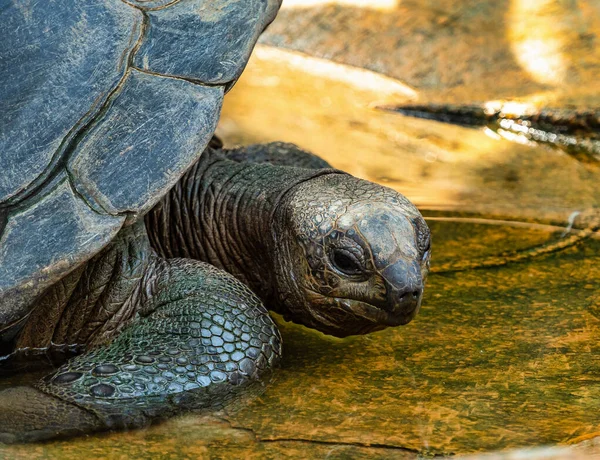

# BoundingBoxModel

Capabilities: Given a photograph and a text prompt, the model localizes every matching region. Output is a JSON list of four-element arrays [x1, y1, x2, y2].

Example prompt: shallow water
[[3, 40, 600, 460]]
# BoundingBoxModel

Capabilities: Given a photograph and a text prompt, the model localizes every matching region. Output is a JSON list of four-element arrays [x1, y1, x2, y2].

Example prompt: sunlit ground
[[281, 0, 399, 11], [508, 0, 569, 86], [263, 0, 600, 106]]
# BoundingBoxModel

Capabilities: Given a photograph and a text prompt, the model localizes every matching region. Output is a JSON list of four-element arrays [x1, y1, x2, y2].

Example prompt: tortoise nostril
[[397, 290, 421, 303]]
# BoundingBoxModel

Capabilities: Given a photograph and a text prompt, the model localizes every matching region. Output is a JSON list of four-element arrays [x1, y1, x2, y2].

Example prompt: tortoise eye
[[421, 237, 431, 261], [331, 249, 363, 275]]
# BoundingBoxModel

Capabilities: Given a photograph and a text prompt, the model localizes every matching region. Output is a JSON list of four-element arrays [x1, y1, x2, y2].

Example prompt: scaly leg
[[0, 226, 281, 442]]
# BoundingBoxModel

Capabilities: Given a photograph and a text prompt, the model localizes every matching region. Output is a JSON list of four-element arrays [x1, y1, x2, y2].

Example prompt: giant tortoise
[[0, 0, 431, 442]]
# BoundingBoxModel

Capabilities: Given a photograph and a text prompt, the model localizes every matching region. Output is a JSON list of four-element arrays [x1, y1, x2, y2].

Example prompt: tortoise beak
[[378, 260, 424, 325]]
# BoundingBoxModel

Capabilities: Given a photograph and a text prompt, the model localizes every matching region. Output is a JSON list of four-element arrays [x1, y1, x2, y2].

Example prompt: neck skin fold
[[145, 149, 334, 304]]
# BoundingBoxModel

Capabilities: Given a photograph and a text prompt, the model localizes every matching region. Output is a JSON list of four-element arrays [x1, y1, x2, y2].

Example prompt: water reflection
[[377, 102, 600, 165]]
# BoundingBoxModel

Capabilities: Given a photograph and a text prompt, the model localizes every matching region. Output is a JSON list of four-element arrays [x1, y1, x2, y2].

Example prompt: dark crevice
[[378, 103, 600, 165], [120, 0, 182, 12], [130, 66, 231, 89], [0, 208, 7, 239], [64, 171, 111, 217], [1, 84, 120, 211], [220, 418, 437, 455], [259, 437, 424, 452]]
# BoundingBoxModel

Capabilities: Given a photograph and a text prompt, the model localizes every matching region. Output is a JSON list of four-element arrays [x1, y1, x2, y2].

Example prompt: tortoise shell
[[0, 0, 280, 331]]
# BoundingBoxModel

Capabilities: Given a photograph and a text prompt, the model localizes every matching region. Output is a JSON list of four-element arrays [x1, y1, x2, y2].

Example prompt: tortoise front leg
[[0, 257, 281, 443]]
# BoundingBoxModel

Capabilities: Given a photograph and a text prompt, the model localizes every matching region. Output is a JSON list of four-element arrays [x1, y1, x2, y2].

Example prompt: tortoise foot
[[0, 386, 102, 444], [6, 257, 281, 442]]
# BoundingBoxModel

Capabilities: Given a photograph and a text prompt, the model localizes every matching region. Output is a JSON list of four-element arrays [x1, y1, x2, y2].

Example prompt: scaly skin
[[0, 141, 429, 442]]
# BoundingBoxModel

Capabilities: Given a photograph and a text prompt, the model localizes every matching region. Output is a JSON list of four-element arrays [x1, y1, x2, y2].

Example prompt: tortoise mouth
[[333, 297, 419, 329], [287, 288, 419, 337]]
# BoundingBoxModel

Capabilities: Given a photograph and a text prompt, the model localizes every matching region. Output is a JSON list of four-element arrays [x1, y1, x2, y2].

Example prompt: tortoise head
[[272, 174, 431, 337]]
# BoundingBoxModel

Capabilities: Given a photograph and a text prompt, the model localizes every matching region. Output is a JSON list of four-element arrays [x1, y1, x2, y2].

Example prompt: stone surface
[[0, 1, 141, 204], [68, 69, 223, 217], [261, 0, 600, 106], [134, 0, 280, 84]]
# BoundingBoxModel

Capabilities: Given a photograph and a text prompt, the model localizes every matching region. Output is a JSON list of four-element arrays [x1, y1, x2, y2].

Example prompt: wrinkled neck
[[146, 149, 333, 302]]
